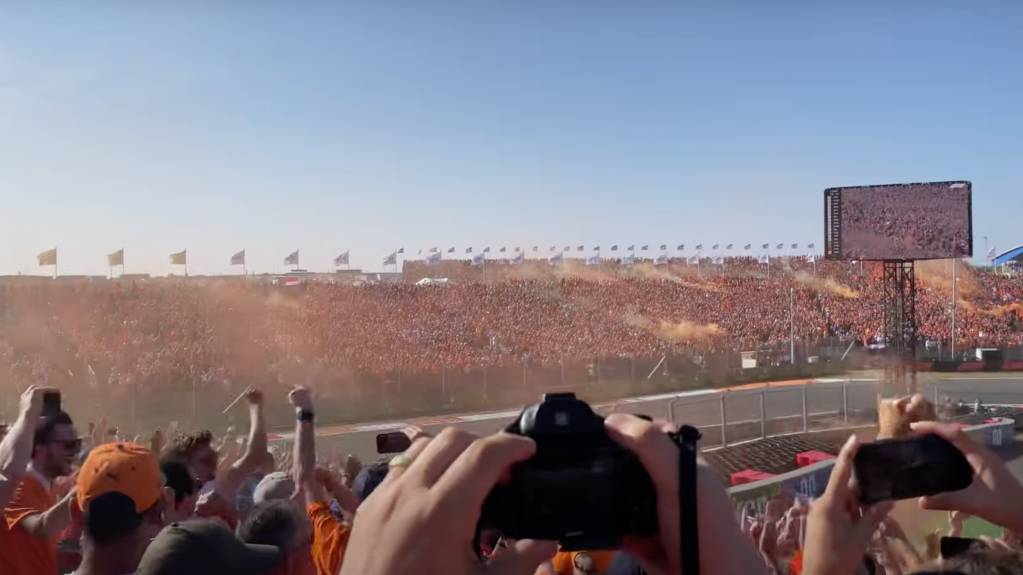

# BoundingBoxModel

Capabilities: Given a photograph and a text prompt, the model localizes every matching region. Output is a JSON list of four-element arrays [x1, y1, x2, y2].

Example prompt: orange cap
[[77, 442, 163, 513]]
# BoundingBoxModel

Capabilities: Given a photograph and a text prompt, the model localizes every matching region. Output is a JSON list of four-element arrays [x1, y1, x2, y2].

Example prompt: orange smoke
[[793, 272, 859, 299], [625, 314, 725, 342], [915, 259, 982, 298]]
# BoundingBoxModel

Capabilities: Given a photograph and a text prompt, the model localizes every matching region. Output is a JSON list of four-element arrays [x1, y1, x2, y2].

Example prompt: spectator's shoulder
[[5, 475, 52, 526]]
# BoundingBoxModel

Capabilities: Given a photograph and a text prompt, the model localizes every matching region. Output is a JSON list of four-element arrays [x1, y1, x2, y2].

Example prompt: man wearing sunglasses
[[1, 408, 80, 575]]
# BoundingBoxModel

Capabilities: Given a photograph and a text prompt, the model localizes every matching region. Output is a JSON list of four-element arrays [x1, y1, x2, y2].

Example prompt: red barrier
[[958, 362, 985, 372], [730, 469, 776, 486], [795, 450, 835, 468]]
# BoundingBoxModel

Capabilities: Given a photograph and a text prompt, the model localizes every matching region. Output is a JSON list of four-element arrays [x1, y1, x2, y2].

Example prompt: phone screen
[[42, 391, 61, 415], [940, 536, 982, 559], [853, 434, 973, 504], [376, 432, 412, 454]]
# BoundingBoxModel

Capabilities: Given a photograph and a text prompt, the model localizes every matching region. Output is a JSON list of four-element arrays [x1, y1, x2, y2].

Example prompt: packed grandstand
[[1, 257, 1019, 388]]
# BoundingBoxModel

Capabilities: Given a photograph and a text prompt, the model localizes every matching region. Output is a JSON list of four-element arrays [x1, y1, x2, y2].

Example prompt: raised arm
[[288, 386, 326, 505], [214, 389, 269, 501], [0, 386, 48, 508]]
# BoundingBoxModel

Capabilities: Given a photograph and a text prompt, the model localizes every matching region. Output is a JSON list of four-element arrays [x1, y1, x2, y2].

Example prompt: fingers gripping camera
[[480, 393, 668, 550]]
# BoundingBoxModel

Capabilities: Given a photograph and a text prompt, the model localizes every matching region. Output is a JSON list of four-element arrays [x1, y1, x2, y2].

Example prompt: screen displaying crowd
[[4, 382, 1023, 575], [834, 182, 973, 260]]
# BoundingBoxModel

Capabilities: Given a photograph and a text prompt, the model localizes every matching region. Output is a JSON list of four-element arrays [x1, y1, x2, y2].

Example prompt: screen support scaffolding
[[881, 260, 917, 397]]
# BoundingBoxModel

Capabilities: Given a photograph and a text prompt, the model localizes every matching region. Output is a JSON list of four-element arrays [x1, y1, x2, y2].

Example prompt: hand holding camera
[[354, 393, 763, 575]]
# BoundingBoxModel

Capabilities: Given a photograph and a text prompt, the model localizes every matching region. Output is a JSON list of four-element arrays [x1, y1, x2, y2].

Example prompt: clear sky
[[1, 1, 1019, 276]]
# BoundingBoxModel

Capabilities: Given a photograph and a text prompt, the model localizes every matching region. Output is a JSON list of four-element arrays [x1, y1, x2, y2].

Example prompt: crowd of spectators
[[0, 260, 1020, 399], [4, 382, 1023, 574]]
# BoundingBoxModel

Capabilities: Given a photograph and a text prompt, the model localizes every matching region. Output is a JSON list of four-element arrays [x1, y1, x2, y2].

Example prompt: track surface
[[302, 375, 1023, 463]]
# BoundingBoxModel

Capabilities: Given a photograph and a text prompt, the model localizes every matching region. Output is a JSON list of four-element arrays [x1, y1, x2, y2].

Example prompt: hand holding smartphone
[[42, 390, 62, 415], [853, 433, 973, 505], [376, 431, 412, 454]]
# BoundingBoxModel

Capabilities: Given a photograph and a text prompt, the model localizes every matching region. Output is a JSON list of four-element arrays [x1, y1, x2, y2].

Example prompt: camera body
[[480, 393, 658, 550]]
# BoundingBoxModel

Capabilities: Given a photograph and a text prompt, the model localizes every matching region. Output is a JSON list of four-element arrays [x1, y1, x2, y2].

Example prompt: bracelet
[[296, 408, 314, 422]]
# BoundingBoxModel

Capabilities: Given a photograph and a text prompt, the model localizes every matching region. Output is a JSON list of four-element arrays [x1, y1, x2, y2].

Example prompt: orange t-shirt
[[551, 550, 617, 574], [2, 475, 57, 575], [307, 502, 351, 575]]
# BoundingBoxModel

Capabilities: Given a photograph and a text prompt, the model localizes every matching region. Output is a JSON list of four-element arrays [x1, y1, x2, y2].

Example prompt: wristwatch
[[296, 408, 314, 422]]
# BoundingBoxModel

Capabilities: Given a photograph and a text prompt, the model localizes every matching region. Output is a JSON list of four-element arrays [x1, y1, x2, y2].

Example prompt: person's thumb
[[485, 539, 558, 575]]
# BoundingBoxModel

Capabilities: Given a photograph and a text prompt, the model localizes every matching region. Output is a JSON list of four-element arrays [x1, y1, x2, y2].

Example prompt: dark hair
[[160, 458, 196, 504], [167, 430, 214, 461], [83, 492, 145, 546], [353, 460, 389, 501], [238, 500, 306, 553], [33, 411, 73, 451]]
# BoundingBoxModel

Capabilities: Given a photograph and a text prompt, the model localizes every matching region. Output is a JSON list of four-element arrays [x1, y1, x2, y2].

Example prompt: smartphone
[[376, 431, 411, 454], [940, 536, 983, 559], [853, 434, 973, 504], [42, 391, 62, 415]]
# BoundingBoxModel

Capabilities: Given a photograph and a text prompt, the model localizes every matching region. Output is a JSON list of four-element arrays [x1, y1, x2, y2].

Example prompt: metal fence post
[[759, 389, 766, 439], [932, 384, 939, 407], [720, 392, 728, 447], [842, 380, 849, 425], [801, 383, 808, 433]]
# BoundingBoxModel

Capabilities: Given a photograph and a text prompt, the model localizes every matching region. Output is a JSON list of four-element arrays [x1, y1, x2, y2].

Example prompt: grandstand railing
[[665, 379, 879, 449]]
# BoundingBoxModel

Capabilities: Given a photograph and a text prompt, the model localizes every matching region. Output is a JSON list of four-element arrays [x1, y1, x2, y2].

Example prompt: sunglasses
[[53, 438, 83, 452]]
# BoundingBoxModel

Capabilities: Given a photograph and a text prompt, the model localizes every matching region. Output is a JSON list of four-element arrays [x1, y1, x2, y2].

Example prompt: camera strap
[[677, 425, 701, 575]]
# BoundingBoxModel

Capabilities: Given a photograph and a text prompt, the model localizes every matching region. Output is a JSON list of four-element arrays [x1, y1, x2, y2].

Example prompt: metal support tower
[[881, 260, 918, 397]]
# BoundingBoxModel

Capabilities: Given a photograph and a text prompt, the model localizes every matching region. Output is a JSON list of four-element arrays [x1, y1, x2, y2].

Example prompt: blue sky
[[1, 1, 1019, 276]]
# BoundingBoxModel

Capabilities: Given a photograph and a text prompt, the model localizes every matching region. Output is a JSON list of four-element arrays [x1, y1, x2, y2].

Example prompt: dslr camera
[[480, 393, 661, 550]]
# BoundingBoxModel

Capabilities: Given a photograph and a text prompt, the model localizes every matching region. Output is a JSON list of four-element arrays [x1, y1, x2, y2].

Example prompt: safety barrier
[[726, 417, 1015, 515], [668, 379, 878, 449]]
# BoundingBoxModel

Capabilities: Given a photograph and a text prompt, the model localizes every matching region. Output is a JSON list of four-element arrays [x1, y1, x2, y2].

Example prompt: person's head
[[137, 520, 281, 575], [352, 459, 389, 501], [238, 501, 315, 575], [160, 457, 199, 520], [252, 471, 296, 505], [32, 410, 79, 479], [168, 431, 217, 483], [73, 442, 169, 566]]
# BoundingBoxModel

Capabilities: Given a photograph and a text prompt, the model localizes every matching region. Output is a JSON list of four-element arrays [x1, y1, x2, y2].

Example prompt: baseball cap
[[76, 442, 162, 513], [353, 459, 390, 501], [136, 519, 281, 575], [252, 471, 295, 505]]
